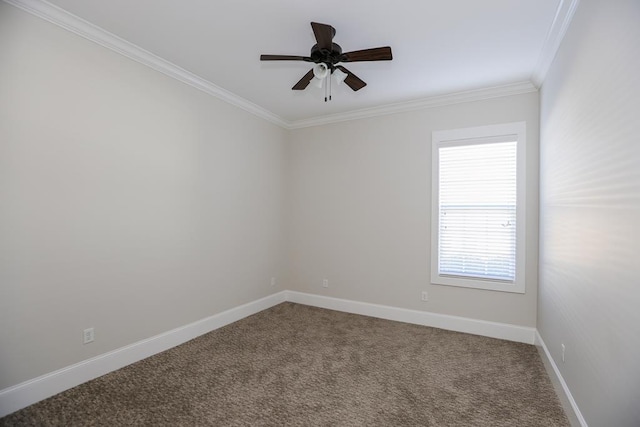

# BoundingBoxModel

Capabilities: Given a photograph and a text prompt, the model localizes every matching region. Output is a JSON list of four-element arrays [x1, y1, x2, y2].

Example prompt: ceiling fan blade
[[336, 66, 367, 91], [311, 22, 336, 51], [261, 54, 311, 61], [292, 69, 315, 90], [341, 46, 393, 62]]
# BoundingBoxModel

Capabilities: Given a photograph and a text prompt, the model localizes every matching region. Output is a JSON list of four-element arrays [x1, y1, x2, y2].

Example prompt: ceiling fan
[[260, 22, 392, 96]]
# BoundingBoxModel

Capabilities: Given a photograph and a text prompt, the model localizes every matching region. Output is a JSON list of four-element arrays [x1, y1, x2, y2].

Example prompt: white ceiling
[[31, 0, 562, 124]]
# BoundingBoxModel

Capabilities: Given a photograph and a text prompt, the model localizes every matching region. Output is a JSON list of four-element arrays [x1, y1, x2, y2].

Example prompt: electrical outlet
[[322, 279, 329, 288], [83, 328, 94, 344], [421, 291, 429, 302], [561, 343, 566, 362], [270, 277, 276, 287]]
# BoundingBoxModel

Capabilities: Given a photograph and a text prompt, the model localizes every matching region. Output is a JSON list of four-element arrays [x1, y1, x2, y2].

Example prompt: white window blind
[[438, 141, 517, 282], [431, 121, 526, 294]]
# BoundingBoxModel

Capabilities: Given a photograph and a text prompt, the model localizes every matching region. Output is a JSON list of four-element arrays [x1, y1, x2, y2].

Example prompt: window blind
[[437, 141, 517, 282]]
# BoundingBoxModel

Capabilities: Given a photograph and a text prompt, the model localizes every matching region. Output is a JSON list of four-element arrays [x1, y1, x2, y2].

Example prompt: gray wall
[[0, 3, 288, 389], [8, 3, 639, 425], [0, 3, 541, 391], [287, 93, 540, 327], [538, 0, 640, 425]]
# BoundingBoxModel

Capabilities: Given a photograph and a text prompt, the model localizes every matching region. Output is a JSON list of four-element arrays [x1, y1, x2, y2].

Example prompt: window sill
[[431, 274, 525, 294]]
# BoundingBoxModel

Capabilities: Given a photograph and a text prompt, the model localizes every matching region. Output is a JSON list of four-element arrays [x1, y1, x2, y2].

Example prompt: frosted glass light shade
[[312, 63, 328, 88], [332, 68, 348, 85], [312, 76, 324, 88], [313, 63, 329, 79]]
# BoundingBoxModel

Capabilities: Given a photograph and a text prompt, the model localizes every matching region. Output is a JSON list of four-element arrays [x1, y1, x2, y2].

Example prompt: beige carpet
[[1, 302, 569, 426]]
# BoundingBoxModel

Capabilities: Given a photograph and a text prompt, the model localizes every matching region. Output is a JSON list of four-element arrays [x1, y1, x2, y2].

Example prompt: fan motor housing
[[310, 43, 343, 65]]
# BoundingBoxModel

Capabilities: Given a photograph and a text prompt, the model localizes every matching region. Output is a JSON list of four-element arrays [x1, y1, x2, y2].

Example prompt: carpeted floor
[[1, 302, 569, 426]]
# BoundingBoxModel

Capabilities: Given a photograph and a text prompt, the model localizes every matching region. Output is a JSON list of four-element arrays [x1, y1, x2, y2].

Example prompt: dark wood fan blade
[[292, 69, 315, 90], [261, 55, 311, 61], [311, 22, 335, 50], [336, 66, 366, 91], [341, 46, 393, 62]]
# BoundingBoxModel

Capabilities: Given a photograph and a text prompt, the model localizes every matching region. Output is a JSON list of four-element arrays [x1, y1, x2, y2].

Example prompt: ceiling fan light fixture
[[313, 63, 329, 80], [332, 68, 348, 85], [311, 75, 324, 88]]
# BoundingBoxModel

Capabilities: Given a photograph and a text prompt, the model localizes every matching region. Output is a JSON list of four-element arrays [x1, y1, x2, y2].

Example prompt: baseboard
[[0, 291, 287, 418], [535, 332, 588, 427], [285, 291, 536, 344], [0, 290, 540, 418]]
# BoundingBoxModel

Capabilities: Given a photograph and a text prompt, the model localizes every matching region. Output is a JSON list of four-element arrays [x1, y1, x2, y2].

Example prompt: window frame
[[431, 122, 526, 294]]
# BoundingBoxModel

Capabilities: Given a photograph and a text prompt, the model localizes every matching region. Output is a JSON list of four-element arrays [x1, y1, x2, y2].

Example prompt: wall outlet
[[322, 279, 329, 288], [270, 277, 276, 287], [561, 343, 566, 362], [421, 291, 429, 301], [83, 328, 95, 344]]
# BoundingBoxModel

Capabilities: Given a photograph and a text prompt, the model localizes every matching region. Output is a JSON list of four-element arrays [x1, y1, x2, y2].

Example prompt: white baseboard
[[0, 291, 287, 418], [535, 331, 588, 427], [285, 291, 536, 344], [0, 290, 540, 418]]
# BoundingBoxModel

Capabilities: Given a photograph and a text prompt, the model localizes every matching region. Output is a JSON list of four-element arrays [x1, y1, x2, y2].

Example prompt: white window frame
[[431, 122, 526, 293]]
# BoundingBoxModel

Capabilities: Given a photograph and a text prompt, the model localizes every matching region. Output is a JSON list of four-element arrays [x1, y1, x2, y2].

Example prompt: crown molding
[[3, 0, 289, 128], [287, 81, 538, 129], [531, 0, 580, 87], [5, 0, 544, 131]]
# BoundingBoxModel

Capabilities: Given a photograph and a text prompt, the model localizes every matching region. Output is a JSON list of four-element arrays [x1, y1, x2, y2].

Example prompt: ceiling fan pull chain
[[324, 72, 328, 102]]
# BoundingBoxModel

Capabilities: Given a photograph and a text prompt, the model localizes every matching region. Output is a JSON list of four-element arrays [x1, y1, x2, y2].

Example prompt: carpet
[[0, 302, 569, 426]]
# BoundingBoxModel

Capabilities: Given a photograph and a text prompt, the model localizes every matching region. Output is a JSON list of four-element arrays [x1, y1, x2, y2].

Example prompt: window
[[431, 122, 526, 293]]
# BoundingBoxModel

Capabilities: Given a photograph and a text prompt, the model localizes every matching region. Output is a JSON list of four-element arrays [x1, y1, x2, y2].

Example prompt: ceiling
[[28, 0, 564, 125]]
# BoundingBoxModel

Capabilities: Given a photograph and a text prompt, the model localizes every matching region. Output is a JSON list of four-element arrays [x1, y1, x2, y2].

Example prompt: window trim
[[431, 122, 526, 294]]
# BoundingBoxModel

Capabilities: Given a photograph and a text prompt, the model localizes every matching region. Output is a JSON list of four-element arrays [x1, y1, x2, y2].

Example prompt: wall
[[0, 3, 287, 390], [538, 0, 640, 425], [287, 92, 539, 327]]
